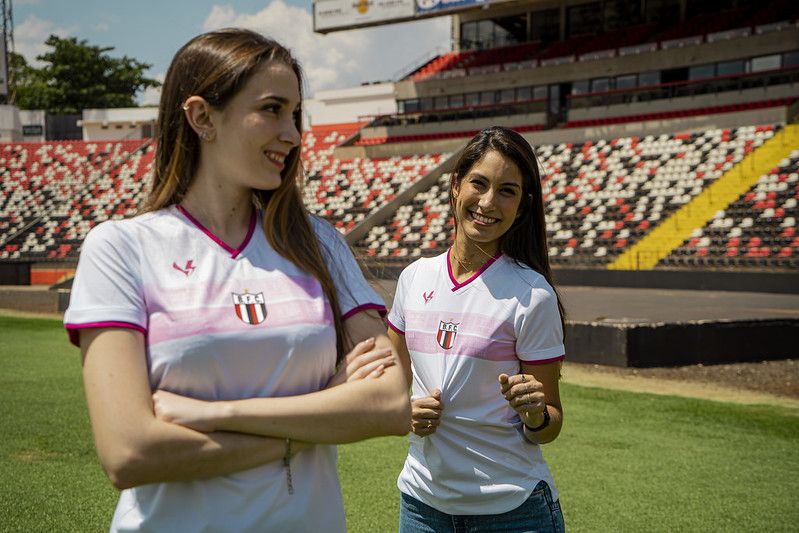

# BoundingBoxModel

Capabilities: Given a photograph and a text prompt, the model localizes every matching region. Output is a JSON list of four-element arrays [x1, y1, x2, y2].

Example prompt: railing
[[567, 67, 799, 109]]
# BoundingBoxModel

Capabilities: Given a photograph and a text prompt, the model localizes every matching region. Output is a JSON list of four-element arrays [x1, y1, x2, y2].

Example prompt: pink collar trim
[[175, 204, 256, 259], [446, 248, 501, 291]]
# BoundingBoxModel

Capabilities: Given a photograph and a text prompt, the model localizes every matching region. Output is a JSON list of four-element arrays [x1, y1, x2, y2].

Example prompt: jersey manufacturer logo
[[232, 292, 267, 325], [173, 259, 196, 277], [437, 320, 458, 350], [423, 290, 434, 304]]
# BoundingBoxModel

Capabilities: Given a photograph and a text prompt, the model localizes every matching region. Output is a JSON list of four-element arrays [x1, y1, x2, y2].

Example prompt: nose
[[477, 188, 496, 209], [280, 115, 301, 148]]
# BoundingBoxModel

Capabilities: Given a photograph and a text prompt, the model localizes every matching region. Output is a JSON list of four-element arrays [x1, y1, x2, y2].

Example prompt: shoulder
[[500, 257, 558, 303], [398, 252, 444, 284], [81, 210, 169, 255]]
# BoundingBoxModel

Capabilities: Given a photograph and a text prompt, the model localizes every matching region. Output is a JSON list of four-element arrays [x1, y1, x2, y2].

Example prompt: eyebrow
[[469, 172, 522, 189], [256, 95, 300, 109]]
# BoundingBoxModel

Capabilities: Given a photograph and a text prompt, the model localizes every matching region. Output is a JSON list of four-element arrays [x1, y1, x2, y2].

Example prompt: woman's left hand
[[498, 373, 547, 428], [152, 390, 220, 433]]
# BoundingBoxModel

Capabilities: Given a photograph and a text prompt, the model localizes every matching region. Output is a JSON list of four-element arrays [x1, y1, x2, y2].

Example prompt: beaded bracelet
[[283, 438, 294, 495]]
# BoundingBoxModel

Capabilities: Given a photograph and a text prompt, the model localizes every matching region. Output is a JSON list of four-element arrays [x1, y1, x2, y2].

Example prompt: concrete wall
[[305, 82, 397, 126], [81, 107, 157, 141], [359, 111, 546, 139], [0, 105, 22, 142]]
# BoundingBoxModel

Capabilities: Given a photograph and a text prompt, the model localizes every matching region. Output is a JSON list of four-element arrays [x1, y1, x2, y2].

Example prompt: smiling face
[[452, 149, 525, 254], [204, 60, 301, 193]]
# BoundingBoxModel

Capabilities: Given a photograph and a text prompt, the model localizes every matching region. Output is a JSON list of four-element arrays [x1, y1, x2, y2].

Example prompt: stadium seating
[[354, 125, 781, 267], [302, 124, 447, 232], [405, 2, 798, 81], [661, 146, 798, 269], [0, 139, 148, 260]]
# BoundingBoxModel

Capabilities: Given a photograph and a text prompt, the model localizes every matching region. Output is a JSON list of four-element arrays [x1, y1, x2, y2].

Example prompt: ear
[[182, 95, 216, 142], [451, 175, 461, 198]]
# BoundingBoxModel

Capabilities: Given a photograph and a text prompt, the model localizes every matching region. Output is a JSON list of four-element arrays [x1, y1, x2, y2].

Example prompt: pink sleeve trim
[[342, 303, 387, 321], [65, 321, 147, 347], [386, 318, 405, 336], [521, 354, 566, 365]]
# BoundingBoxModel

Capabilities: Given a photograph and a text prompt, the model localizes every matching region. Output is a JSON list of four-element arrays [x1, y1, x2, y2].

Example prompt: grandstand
[[0, 0, 796, 364]]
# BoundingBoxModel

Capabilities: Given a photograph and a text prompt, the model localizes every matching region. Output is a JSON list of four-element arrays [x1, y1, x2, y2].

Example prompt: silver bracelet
[[283, 438, 294, 495]]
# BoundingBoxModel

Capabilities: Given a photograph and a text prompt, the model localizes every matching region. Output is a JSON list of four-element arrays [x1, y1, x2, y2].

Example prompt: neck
[[451, 235, 498, 279], [181, 170, 253, 240]]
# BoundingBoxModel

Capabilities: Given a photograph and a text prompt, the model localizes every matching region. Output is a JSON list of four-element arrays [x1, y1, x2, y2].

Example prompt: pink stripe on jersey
[[446, 248, 502, 291], [144, 274, 324, 312], [147, 299, 332, 345], [405, 330, 517, 361], [65, 321, 146, 347], [342, 303, 387, 320], [176, 204, 256, 258], [404, 310, 516, 340]]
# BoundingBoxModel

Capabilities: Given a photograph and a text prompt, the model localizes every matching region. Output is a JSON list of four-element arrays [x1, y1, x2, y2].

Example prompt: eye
[[500, 187, 518, 196], [261, 103, 281, 114]]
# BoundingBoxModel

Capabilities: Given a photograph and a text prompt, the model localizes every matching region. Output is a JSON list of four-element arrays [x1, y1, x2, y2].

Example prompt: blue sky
[[11, 0, 451, 102]]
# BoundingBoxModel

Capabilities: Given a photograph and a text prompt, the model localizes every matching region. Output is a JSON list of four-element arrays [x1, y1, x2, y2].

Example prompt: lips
[[264, 150, 287, 169], [468, 210, 499, 225]]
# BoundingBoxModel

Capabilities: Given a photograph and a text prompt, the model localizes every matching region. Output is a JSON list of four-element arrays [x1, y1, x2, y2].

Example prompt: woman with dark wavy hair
[[388, 126, 566, 532], [65, 28, 409, 532]]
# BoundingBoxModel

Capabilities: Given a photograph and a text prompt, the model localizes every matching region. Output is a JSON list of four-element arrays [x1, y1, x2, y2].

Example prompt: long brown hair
[[145, 28, 348, 360], [449, 126, 565, 336]]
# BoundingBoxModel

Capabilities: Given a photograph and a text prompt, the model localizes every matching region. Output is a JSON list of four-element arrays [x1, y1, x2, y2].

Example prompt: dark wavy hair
[[144, 28, 349, 360], [449, 126, 565, 336]]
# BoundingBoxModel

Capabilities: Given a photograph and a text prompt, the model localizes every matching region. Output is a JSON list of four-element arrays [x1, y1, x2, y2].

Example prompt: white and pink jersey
[[64, 205, 384, 533], [388, 250, 564, 515]]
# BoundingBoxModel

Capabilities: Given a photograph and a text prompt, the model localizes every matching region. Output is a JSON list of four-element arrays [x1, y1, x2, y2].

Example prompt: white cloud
[[202, 1, 450, 96], [13, 15, 78, 66], [139, 72, 165, 106]]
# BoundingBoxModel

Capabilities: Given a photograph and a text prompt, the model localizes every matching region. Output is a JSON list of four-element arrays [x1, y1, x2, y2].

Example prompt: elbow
[[98, 442, 152, 490]]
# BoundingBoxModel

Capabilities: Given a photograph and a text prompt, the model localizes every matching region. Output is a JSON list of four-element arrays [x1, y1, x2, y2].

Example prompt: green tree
[[10, 35, 160, 113]]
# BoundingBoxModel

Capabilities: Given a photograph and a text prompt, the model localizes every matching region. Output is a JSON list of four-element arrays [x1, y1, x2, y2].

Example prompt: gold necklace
[[453, 240, 495, 272]]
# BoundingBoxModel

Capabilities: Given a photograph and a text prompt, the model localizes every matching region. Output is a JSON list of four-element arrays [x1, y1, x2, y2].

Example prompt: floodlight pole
[[1, 0, 13, 104]]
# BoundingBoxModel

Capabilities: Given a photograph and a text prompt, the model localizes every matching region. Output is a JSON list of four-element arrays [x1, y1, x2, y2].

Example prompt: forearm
[[203, 365, 410, 443], [521, 404, 563, 445], [97, 416, 308, 489]]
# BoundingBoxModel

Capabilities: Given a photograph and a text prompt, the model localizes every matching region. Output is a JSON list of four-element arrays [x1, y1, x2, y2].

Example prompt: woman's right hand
[[326, 337, 396, 388], [411, 389, 443, 437]]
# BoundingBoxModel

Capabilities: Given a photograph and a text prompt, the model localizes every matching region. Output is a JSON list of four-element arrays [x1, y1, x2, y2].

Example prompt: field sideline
[[1, 315, 797, 532]]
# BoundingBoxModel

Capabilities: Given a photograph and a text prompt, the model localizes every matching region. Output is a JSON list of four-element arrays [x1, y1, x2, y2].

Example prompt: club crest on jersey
[[232, 292, 267, 326], [437, 320, 458, 350]]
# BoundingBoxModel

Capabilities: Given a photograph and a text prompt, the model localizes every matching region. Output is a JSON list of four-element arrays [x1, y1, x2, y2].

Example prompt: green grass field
[[2, 315, 798, 532]]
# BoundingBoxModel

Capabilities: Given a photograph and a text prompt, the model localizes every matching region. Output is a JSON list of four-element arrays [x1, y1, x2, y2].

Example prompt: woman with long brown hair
[[64, 28, 409, 532], [388, 126, 566, 532]]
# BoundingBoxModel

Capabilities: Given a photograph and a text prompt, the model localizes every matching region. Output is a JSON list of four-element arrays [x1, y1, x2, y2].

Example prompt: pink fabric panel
[[405, 330, 517, 362], [144, 274, 323, 310], [148, 299, 332, 345], [404, 310, 515, 340]]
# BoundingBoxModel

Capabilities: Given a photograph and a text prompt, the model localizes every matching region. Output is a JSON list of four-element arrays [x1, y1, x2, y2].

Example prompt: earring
[[199, 130, 214, 142]]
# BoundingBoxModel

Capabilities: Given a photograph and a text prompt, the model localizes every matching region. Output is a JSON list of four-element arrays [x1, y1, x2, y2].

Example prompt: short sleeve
[[386, 264, 412, 335], [515, 280, 565, 363], [313, 217, 386, 319], [63, 221, 147, 346]]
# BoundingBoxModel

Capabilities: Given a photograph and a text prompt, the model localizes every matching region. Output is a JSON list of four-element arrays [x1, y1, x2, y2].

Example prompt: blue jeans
[[399, 481, 565, 533]]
